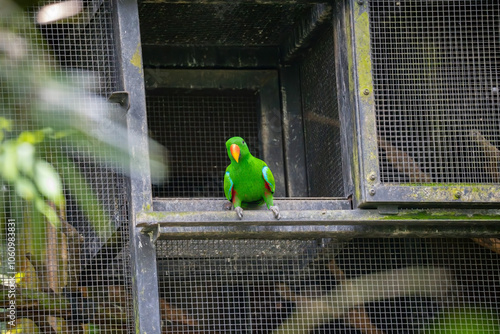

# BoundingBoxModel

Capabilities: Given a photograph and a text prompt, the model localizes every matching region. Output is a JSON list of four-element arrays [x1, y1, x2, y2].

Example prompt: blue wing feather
[[262, 166, 275, 193], [224, 171, 233, 201]]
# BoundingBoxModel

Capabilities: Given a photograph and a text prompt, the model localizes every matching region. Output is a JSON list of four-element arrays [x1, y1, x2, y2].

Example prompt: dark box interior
[[138, 1, 345, 199]]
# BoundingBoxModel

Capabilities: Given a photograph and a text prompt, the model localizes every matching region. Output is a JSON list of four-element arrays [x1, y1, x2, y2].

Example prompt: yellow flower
[[0, 272, 24, 286], [14, 272, 24, 284]]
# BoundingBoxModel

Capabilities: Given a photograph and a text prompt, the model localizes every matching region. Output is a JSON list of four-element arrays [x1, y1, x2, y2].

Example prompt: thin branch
[[472, 238, 500, 254], [470, 130, 500, 182], [273, 266, 453, 334], [378, 137, 432, 183]]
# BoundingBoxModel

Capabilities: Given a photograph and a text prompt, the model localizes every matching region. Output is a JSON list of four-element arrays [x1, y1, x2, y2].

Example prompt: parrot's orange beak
[[230, 144, 240, 163]]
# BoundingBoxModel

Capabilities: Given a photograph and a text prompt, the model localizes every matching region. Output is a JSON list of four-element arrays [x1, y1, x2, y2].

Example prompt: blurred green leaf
[[17, 129, 46, 145], [85, 324, 101, 334], [51, 152, 111, 238], [423, 307, 500, 333], [9, 0, 44, 10], [0, 141, 18, 182], [0, 286, 69, 310], [49, 130, 73, 140], [34, 160, 64, 208], [1, 0, 167, 259], [14, 177, 37, 201], [34, 197, 60, 229], [0, 135, 65, 232], [16, 142, 35, 176], [2, 318, 40, 333], [0, 118, 12, 131], [21, 201, 46, 261]]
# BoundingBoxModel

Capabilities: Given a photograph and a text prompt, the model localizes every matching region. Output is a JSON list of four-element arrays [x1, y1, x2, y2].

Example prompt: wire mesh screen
[[156, 237, 500, 333], [138, 2, 310, 47], [1, 1, 133, 333], [147, 89, 261, 198], [300, 25, 344, 197], [369, 0, 500, 184]]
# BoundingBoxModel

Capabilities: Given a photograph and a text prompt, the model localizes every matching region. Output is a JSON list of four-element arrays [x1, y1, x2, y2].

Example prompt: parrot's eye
[[242, 141, 245, 145]]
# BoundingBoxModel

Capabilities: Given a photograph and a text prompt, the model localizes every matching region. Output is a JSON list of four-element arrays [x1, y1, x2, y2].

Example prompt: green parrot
[[224, 136, 280, 219]]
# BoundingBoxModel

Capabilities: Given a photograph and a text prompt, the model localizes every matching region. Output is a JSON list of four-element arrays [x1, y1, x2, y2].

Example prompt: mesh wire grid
[[1, 1, 133, 333], [147, 89, 261, 198], [300, 25, 344, 197], [138, 2, 311, 47], [369, 0, 500, 184], [156, 237, 500, 333]]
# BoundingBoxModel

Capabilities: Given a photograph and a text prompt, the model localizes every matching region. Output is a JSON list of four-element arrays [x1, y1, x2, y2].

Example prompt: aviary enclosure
[[1, 0, 500, 333]]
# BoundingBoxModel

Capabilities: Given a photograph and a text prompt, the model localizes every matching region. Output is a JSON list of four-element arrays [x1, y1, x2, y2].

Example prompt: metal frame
[[113, 1, 161, 334], [279, 66, 309, 197], [334, 0, 357, 200], [140, 0, 330, 4], [348, 0, 500, 208], [139, 208, 500, 240]]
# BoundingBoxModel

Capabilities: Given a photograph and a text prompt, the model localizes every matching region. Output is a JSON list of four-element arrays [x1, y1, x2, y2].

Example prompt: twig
[[378, 137, 432, 182], [327, 258, 345, 282], [304, 111, 341, 128], [472, 238, 500, 254], [60, 220, 83, 291], [470, 130, 500, 182], [160, 298, 198, 327], [344, 308, 386, 334], [46, 219, 61, 294], [326, 259, 386, 334]]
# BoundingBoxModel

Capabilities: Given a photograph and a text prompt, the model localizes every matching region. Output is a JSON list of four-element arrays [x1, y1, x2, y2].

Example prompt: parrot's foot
[[235, 207, 244, 219], [270, 206, 281, 220], [223, 202, 233, 211]]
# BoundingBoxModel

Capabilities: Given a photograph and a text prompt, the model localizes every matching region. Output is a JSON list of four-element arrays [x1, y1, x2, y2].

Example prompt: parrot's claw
[[235, 207, 244, 219], [270, 206, 281, 220], [223, 202, 233, 211]]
